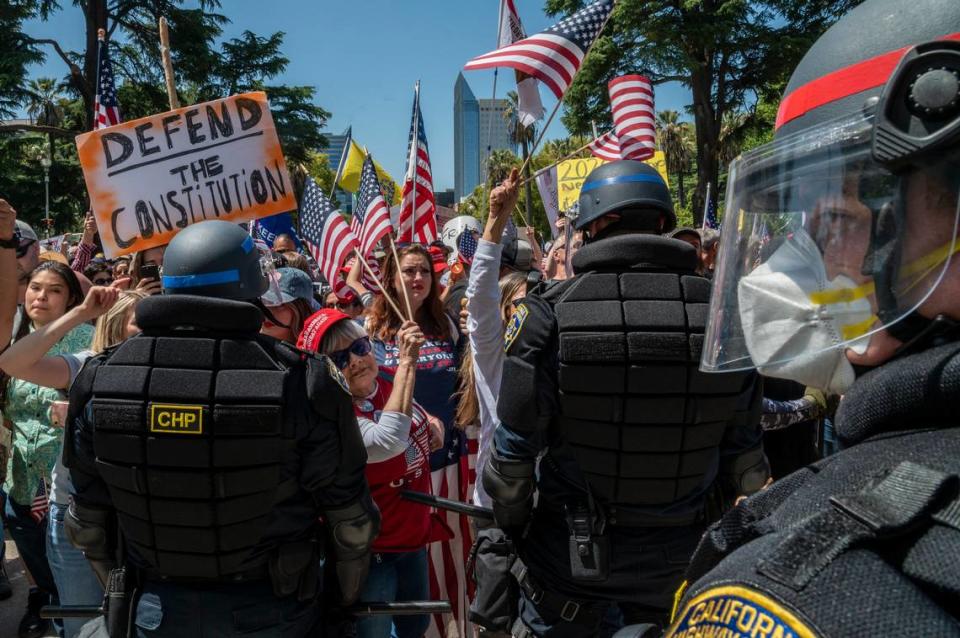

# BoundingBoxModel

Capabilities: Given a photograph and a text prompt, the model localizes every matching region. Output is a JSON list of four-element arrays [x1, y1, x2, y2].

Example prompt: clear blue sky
[[22, 0, 692, 191]]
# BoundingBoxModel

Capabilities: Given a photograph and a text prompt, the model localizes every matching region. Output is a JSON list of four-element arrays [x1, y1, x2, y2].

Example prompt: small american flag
[[94, 35, 121, 130], [30, 478, 49, 524], [609, 74, 656, 161], [457, 230, 479, 265], [703, 184, 721, 231], [398, 83, 438, 246], [588, 130, 623, 161], [464, 0, 615, 99], [299, 178, 359, 297], [351, 154, 394, 259]]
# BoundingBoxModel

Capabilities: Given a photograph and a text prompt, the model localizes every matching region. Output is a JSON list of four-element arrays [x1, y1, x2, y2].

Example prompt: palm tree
[[504, 90, 537, 224], [486, 149, 520, 187], [656, 110, 694, 211], [25, 77, 66, 171], [719, 111, 751, 166]]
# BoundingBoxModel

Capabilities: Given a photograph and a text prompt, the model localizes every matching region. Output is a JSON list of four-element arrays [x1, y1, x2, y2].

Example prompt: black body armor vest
[[88, 296, 297, 580], [552, 236, 755, 507]]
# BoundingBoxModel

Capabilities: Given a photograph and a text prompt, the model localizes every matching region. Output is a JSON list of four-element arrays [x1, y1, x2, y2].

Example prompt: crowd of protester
[[0, 185, 839, 638]]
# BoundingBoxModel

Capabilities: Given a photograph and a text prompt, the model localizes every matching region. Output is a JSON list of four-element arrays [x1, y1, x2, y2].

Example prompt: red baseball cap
[[428, 246, 447, 274], [297, 308, 351, 353]]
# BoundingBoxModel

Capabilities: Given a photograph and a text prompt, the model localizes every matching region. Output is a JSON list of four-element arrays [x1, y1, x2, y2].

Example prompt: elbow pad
[[323, 494, 381, 605], [482, 452, 535, 530], [721, 445, 770, 498], [65, 500, 116, 587]]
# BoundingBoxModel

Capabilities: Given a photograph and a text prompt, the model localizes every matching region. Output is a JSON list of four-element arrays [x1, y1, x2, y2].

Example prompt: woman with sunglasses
[[298, 309, 446, 638]]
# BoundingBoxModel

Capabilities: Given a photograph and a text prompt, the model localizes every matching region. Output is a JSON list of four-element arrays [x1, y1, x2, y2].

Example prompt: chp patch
[[504, 303, 529, 352], [665, 585, 817, 638], [149, 403, 204, 435], [326, 357, 350, 394]]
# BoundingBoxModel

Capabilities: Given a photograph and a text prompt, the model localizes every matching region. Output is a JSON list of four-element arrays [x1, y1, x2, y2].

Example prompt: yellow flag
[[337, 139, 401, 205]]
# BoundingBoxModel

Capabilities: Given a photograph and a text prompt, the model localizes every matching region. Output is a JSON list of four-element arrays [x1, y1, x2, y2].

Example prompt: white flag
[[498, 0, 545, 126], [535, 166, 561, 239]]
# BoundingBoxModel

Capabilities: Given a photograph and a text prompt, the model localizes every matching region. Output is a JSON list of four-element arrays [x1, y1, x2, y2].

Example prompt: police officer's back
[[483, 162, 767, 636], [64, 220, 379, 637], [666, 1, 960, 635]]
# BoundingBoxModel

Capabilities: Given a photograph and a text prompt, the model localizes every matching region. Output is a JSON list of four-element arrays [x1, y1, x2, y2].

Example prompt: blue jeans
[[131, 579, 319, 637], [47, 503, 104, 638], [4, 494, 58, 596], [356, 548, 430, 638]]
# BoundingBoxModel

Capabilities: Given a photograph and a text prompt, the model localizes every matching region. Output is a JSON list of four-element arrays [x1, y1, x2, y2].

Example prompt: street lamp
[[40, 150, 51, 238]]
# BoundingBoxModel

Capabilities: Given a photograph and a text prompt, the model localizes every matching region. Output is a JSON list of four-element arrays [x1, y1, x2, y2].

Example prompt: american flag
[[702, 184, 721, 231], [427, 426, 478, 638], [457, 230, 479, 264], [398, 83, 438, 246], [94, 35, 121, 129], [30, 478, 49, 524], [464, 0, 615, 99], [298, 178, 359, 297], [588, 130, 623, 161], [351, 155, 394, 259], [609, 74, 656, 161]]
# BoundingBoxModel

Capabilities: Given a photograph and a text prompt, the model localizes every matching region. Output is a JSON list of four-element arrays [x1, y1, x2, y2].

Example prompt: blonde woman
[[0, 286, 144, 638]]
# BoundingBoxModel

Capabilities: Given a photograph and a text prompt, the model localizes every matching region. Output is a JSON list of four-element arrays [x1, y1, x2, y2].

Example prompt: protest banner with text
[[76, 91, 295, 257]]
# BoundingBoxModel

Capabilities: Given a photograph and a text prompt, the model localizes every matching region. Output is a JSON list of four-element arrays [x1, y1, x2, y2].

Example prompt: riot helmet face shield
[[701, 107, 960, 393]]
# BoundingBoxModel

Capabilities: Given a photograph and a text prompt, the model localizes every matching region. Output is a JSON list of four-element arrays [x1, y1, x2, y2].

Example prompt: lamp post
[[40, 151, 51, 238]]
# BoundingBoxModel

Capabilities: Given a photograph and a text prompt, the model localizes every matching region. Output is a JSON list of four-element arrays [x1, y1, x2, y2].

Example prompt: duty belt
[[508, 558, 600, 626], [141, 562, 269, 585]]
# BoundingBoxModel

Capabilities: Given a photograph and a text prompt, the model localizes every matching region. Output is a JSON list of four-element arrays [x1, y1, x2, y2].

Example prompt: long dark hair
[[366, 244, 451, 342]]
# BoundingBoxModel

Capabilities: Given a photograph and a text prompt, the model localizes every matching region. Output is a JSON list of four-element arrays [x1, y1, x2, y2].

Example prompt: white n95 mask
[[738, 229, 873, 395]]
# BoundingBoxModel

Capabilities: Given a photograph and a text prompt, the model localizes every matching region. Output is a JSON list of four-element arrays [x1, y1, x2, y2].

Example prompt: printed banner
[[76, 91, 295, 258], [556, 151, 670, 213], [534, 165, 560, 238]]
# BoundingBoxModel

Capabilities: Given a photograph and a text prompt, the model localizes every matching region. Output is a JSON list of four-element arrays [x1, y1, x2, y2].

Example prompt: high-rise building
[[321, 127, 354, 214], [454, 73, 515, 202]]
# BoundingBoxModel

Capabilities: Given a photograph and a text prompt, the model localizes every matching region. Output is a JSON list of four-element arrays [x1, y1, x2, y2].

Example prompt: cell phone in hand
[[139, 263, 160, 281]]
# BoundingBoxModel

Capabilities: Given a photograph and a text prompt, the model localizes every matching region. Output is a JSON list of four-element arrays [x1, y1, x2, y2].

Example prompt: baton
[[42, 600, 452, 620], [400, 490, 494, 521]]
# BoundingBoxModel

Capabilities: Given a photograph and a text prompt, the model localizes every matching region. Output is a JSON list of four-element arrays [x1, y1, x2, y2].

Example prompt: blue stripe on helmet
[[162, 269, 240, 289], [241, 235, 254, 254], [580, 173, 666, 194]]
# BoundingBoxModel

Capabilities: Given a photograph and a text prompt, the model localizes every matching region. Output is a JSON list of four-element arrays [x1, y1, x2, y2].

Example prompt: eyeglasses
[[328, 336, 372, 370], [15, 239, 35, 259]]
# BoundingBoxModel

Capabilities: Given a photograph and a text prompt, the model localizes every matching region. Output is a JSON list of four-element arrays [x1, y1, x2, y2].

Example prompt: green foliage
[[0, 5, 43, 118]]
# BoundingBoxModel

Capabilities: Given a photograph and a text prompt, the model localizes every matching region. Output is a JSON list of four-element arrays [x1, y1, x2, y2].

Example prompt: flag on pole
[[498, 0, 545, 126], [338, 139, 402, 205], [464, 0, 615, 99], [398, 84, 438, 245], [608, 74, 656, 161], [299, 178, 359, 297], [702, 183, 721, 231], [588, 131, 623, 161], [457, 230, 480, 264], [351, 155, 394, 258], [94, 35, 121, 129], [30, 478, 49, 524]]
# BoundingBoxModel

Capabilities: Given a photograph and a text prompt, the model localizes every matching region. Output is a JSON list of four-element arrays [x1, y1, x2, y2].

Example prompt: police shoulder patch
[[326, 357, 350, 394], [665, 585, 817, 638], [504, 303, 529, 352]]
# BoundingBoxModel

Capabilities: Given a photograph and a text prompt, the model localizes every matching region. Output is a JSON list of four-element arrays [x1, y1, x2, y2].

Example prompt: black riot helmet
[[161, 220, 270, 300], [703, 0, 960, 391], [575, 160, 675, 240]]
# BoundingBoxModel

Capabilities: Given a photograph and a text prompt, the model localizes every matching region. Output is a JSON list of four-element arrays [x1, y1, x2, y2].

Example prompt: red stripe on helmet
[[775, 32, 960, 130]]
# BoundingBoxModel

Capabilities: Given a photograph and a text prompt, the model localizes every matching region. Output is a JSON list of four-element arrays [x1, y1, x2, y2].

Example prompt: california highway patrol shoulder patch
[[504, 303, 529, 352], [665, 585, 817, 638], [326, 357, 350, 394]]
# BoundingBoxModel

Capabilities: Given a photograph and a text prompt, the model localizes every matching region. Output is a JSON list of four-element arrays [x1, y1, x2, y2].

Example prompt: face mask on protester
[[738, 229, 873, 394]]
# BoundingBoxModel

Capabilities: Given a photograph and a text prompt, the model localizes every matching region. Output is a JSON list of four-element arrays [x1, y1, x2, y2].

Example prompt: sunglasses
[[16, 239, 35, 259], [92, 277, 113, 285], [329, 336, 372, 370]]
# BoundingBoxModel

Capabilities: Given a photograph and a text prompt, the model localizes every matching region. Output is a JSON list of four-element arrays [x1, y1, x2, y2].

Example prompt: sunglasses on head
[[329, 336, 372, 370]]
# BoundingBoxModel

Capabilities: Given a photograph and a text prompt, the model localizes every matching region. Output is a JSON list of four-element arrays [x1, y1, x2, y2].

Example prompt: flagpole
[[520, 135, 601, 187], [158, 17, 179, 110], [331, 126, 352, 199], [517, 6, 616, 178], [700, 182, 712, 232], [410, 81, 420, 243], [485, 1, 506, 166], [388, 235, 414, 321], [354, 248, 405, 319], [93, 29, 105, 131]]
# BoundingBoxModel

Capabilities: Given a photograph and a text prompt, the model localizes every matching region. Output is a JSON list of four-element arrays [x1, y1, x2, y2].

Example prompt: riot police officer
[[64, 220, 379, 637], [482, 161, 767, 636], [665, 1, 960, 636]]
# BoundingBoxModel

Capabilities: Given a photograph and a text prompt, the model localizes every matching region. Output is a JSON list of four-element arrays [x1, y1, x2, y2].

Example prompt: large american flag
[[351, 155, 394, 258], [299, 178, 359, 297], [609, 74, 656, 161], [588, 130, 623, 161], [398, 84, 438, 245], [464, 0, 615, 99], [94, 35, 121, 130]]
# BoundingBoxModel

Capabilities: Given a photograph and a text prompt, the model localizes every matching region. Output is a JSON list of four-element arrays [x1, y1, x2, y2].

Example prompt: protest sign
[[535, 166, 560, 238], [76, 91, 295, 258], [557, 152, 671, 213]]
